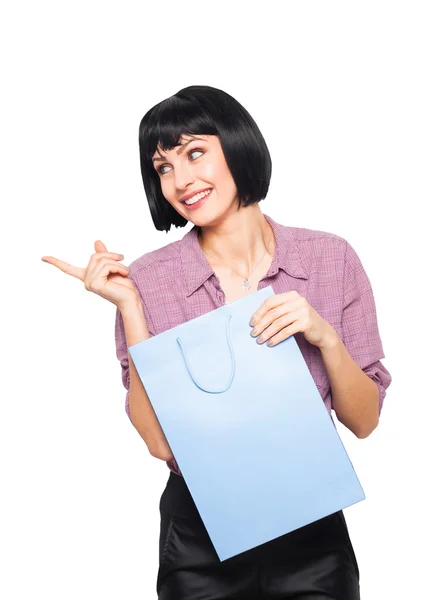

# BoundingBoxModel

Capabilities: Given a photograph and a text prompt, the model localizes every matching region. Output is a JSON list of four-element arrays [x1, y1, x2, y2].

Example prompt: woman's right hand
[[41, 240, 140, 310]]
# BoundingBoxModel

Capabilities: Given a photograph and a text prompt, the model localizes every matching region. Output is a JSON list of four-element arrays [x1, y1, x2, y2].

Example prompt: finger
[[254, 313, 298, 344], [41, 256, 86, 281], [266, 323, 300, 347], [42, 251, 124, 281], [85, 251, 125, 282], [249, 291, 299, 327], [87, 258, 130, 286], [85, 259, 130, 289], [89, 251, 125, 265], [250, 302, 297, 337], [95, 240, 108, 253], [86, 262, 131, 294]]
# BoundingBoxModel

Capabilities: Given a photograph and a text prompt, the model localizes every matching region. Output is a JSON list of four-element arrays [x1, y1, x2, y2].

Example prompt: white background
[[2, 1, 440, 598]]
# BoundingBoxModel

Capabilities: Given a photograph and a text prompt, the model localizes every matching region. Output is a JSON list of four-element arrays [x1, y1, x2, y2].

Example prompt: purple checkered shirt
[[115, 214, 392, 477]]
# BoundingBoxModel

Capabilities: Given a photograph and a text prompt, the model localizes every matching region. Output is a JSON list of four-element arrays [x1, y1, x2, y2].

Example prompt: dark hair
[[138, 85, 272, 232]]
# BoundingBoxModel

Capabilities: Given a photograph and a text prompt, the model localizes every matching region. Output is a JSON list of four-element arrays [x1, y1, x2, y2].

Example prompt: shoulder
[[286, 223, 346, 245], [126, 237, 184, 280], [273, 218, 369, 284], [283, 223, 350, 259], [281, 223, 369, 286]]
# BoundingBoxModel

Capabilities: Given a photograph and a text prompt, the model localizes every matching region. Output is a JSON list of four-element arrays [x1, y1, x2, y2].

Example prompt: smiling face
[[151, 134, 239, 227]]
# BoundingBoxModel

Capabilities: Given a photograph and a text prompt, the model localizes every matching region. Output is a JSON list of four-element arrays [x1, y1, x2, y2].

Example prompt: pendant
[[242, 278, 252, 290]]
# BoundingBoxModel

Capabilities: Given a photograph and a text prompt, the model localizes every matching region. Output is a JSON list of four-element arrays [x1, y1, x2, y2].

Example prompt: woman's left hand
[[249, 291, 337, 350]]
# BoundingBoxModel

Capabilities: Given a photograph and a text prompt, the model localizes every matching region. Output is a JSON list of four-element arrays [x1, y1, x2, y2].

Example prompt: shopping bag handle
[[176, 314, 236, 393]]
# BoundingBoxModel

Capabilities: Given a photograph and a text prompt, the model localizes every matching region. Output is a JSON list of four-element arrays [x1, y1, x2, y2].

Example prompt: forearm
[[319, 330, 380, 438], [120, 299, 174, 460]]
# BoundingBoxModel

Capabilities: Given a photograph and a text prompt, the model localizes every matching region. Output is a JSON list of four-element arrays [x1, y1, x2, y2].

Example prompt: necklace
[[199, 228, 273, 291]]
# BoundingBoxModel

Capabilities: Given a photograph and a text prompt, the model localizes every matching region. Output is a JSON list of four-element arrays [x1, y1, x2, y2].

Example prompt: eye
[[189, 148, 204, 160], [157, 164, 170, 175], [156, 148, 204, 175]]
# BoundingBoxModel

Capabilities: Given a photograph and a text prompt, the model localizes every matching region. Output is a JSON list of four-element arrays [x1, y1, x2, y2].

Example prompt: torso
[[117, 214, 379, 476]]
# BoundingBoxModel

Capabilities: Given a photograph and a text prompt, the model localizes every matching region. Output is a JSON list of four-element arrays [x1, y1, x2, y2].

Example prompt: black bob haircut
[[139, 85, 272, 232]]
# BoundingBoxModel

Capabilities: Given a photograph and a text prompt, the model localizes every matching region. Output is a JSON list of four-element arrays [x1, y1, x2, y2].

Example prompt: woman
[[42, 85, 392, 599]]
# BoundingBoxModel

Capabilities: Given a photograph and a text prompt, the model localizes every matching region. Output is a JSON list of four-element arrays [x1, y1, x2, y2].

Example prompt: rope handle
[[176, 314, 236, 394]]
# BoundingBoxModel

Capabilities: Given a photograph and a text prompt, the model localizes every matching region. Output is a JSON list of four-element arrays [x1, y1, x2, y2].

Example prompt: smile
[[184, 189, 213, 205]]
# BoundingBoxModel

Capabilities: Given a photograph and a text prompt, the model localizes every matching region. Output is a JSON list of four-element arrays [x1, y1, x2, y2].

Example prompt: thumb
[[95, 240, 108, 253]]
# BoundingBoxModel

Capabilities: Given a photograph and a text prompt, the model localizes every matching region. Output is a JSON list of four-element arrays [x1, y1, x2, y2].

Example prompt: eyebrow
[[152, 136, 206, 163]]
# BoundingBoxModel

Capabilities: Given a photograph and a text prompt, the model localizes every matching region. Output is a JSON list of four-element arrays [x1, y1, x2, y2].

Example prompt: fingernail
[[118, 254, 124, 258], [249, 318, 255, 327]]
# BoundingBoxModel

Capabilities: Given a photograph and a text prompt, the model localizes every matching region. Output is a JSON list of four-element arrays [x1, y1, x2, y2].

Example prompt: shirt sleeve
[[114, 271, 155, 423], [114, 293, 182, 475], [114, 305, 132, 422], [341, 240, 392, 414]]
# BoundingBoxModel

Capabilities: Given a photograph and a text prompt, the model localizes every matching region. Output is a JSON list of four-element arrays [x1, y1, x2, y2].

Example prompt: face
[[151, 134, 239, 226]]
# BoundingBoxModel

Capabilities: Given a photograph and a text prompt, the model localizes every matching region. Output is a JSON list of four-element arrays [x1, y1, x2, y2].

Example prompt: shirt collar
[[180, 213, 309, 298]]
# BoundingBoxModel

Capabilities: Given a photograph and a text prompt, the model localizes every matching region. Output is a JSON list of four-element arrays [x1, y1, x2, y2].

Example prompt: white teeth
[[184, 189, 211, 205]]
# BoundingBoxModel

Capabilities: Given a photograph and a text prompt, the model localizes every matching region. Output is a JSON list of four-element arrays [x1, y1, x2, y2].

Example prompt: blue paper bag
[[128, 286, 365, 561]]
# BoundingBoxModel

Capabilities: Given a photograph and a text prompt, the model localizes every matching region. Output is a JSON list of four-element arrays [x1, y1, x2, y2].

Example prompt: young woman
[[42, 85, 392, 599]]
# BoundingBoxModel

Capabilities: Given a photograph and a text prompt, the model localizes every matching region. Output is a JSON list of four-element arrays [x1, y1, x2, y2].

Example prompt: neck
[[197, 206, 275, 273]]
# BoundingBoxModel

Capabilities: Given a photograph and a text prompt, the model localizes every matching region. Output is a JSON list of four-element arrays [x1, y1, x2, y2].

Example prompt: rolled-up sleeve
[[115, 306, 132, 422], [341, 241, 392, 414]]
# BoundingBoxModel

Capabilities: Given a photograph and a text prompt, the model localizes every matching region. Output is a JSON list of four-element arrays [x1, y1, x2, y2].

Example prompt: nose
[[173, 160, 195, 191]]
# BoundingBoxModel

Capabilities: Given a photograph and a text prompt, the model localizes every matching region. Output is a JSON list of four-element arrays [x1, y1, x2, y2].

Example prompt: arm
[[321, 239, 392, 438], [319, 331, 380, 438], [120, 299, 174, 461]]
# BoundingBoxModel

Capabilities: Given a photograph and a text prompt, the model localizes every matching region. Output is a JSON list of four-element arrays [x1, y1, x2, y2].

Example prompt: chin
[[186, 208, 231, 229], [171, 192, 237, 228]]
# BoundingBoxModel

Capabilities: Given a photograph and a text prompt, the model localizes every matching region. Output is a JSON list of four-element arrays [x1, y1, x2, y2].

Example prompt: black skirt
[[157, 471, 360, 599]]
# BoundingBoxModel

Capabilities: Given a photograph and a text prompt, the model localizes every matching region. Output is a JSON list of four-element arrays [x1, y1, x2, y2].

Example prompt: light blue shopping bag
[[128, 286, 365, 562]]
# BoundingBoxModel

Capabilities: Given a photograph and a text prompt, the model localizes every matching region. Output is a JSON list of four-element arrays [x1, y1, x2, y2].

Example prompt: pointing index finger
[[41, 256, 86, 281]]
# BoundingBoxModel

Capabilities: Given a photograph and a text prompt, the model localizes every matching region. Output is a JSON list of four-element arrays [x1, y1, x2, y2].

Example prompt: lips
[[180, 187, 213, 203], [181, 188, 212, 211]]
